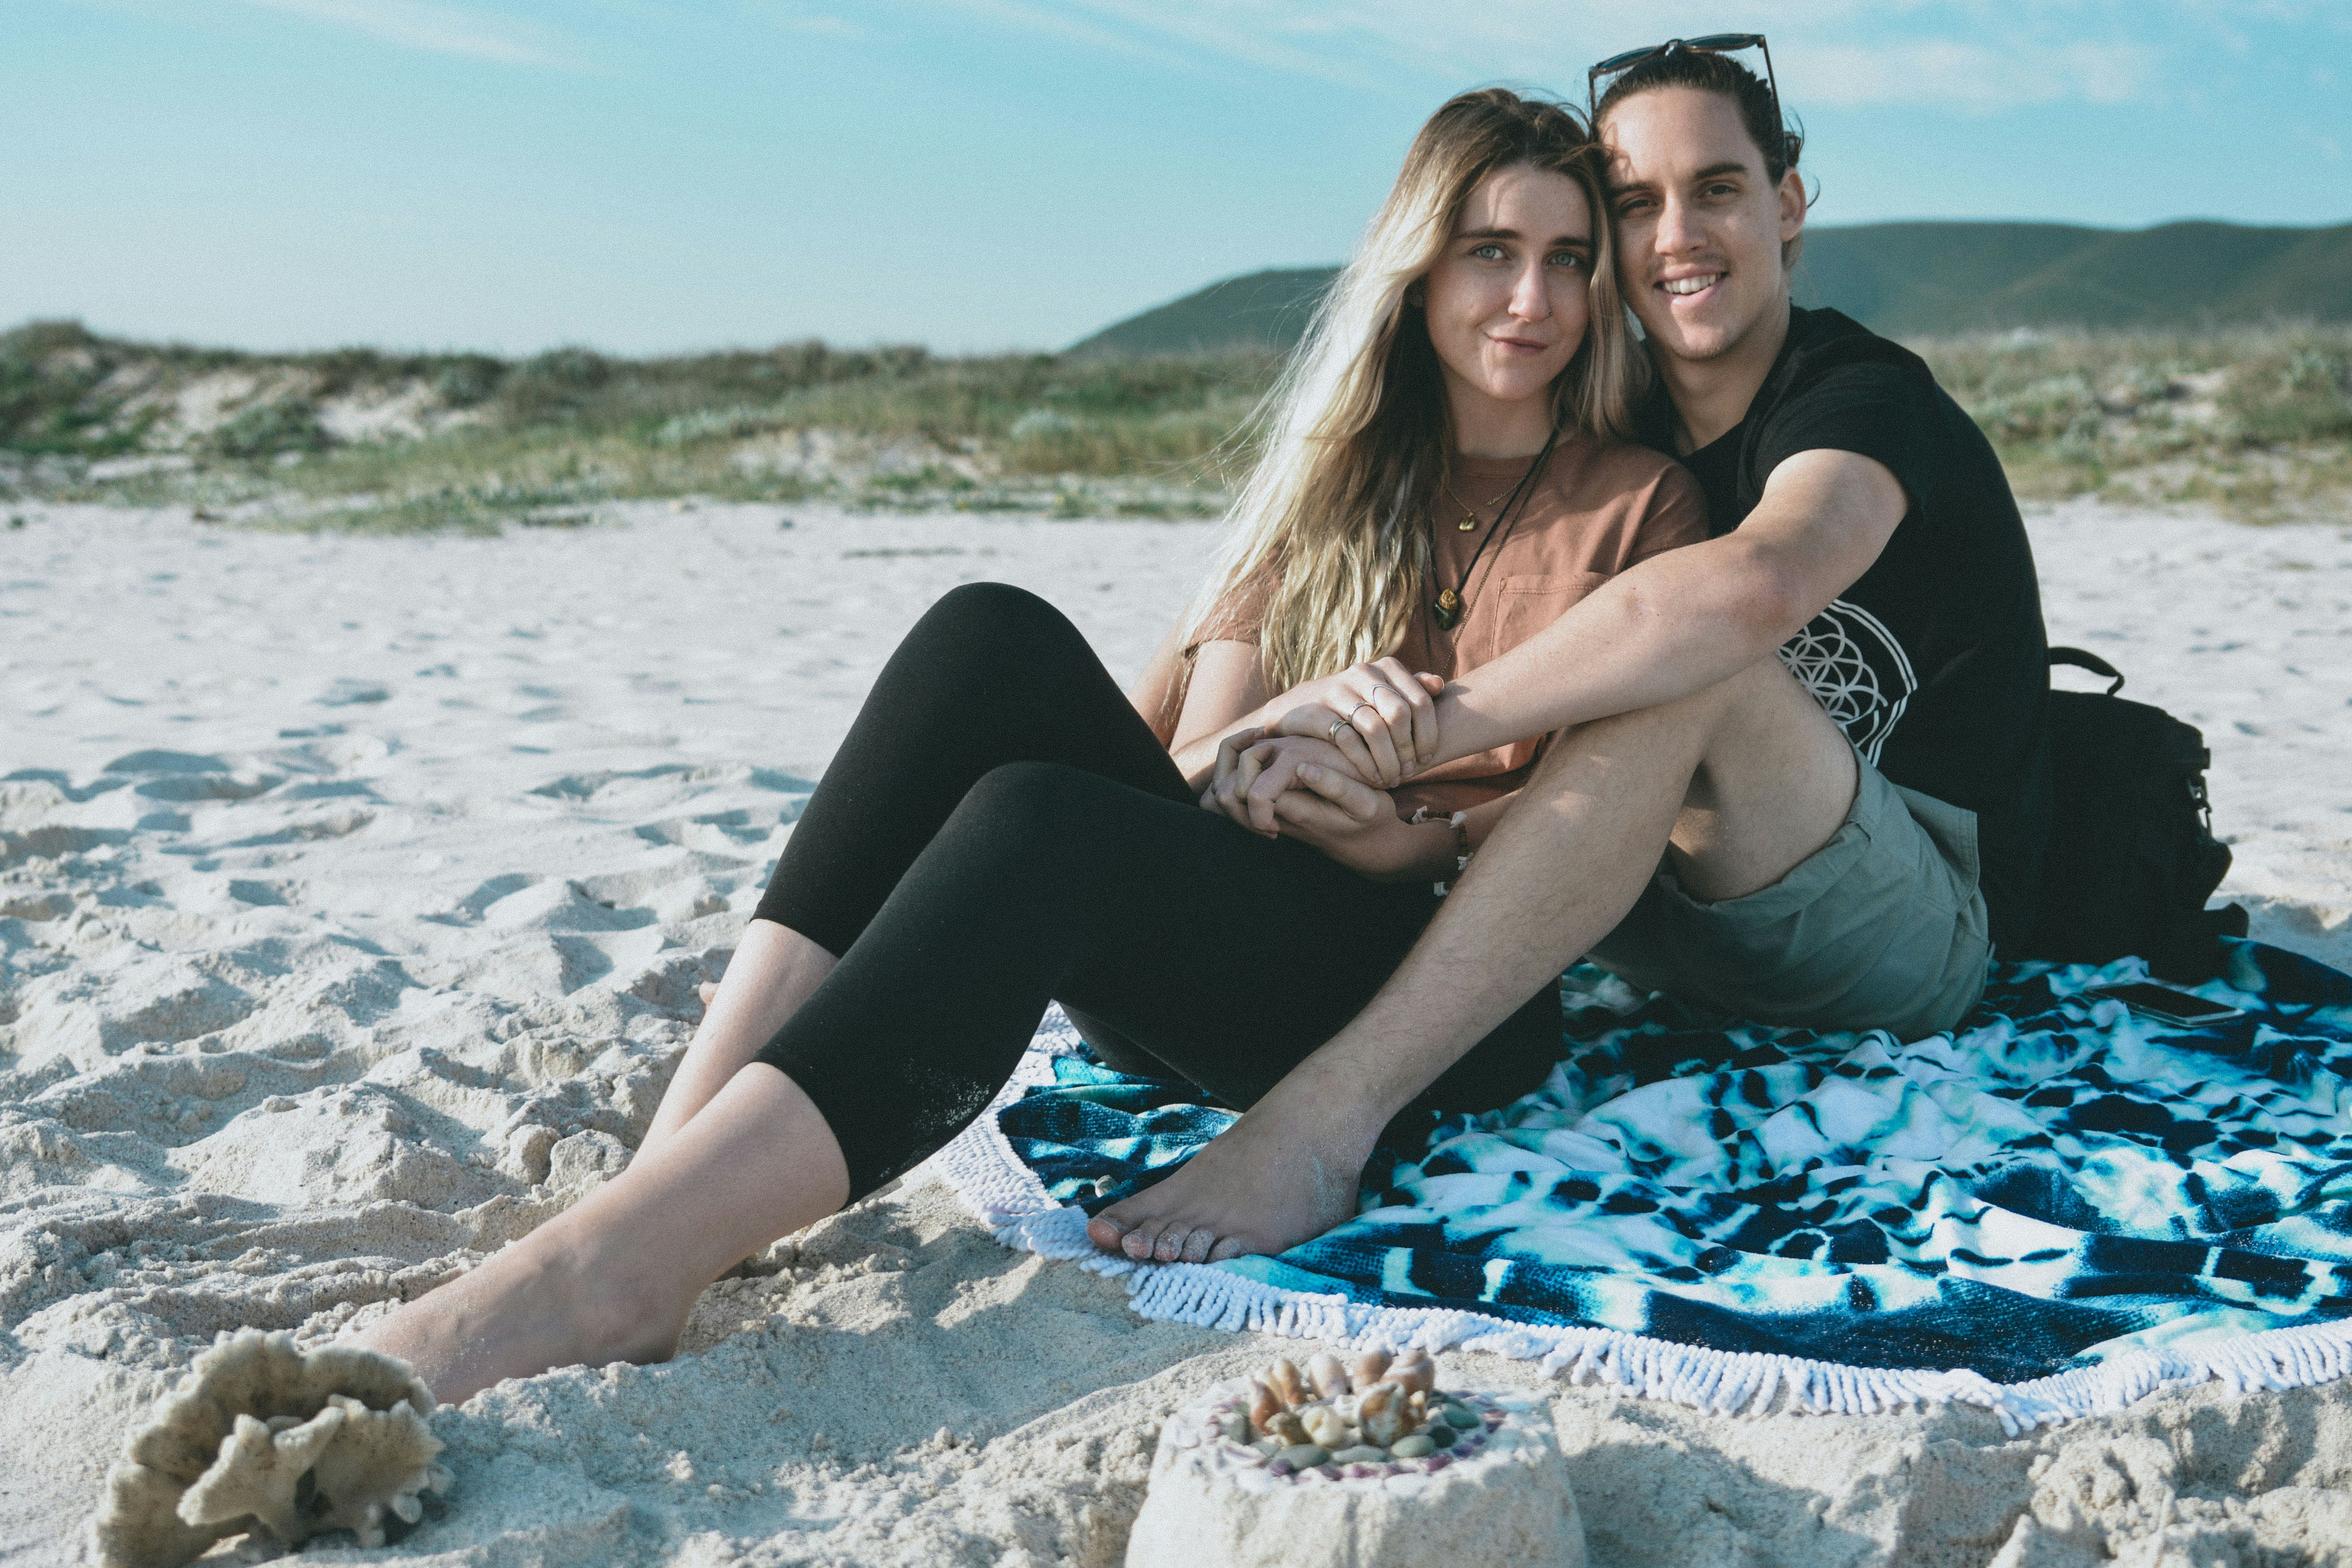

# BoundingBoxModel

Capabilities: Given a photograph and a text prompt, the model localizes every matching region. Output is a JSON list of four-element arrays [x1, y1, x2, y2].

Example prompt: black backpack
[[2023, 647, 2247, 981]]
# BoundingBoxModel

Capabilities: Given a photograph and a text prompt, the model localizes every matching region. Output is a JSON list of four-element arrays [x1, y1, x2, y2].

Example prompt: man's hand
[[1261, 661, 1446, 789]]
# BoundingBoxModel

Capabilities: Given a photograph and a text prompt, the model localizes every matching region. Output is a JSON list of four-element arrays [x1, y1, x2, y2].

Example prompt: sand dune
[[2, 499, 2348, 1566]]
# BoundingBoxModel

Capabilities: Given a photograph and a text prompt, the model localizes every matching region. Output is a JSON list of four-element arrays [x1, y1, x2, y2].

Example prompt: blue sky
[[8, 1, 2347, 356]]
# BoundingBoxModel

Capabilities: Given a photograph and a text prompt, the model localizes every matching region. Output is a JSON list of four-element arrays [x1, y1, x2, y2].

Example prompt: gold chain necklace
[[1430, 433, 1558, 631], [1438, 475, 1518, 531]]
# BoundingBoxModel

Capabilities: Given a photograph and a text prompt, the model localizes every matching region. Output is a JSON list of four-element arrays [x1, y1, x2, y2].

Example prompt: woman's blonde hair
[[1188, 88, 1645, 695]]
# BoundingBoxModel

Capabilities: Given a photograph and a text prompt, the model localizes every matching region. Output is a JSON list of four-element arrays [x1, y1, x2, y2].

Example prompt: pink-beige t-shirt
[[1188, 439, 1708, 818]]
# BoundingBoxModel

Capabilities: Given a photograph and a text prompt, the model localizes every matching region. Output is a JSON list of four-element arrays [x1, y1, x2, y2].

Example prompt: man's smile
[[1659, 269, 1727, 299]]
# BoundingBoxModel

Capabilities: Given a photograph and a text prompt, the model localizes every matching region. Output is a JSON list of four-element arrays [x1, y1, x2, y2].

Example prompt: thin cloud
[[229, 0, 584, 67], [733, 2, 869, 38], [930, 0, 1429, 93], [923, 1, 2191, 112], [1789, 38, 2162, 108], [973, 0, 1910, 87], [931, 0, 1200, 72], [784, 14, 864, 38], [1053, 0, 1404, 91]]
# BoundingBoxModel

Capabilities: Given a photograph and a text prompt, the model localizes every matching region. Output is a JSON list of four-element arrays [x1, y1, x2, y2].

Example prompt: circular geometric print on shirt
[[1776, 598, 1919, 764]]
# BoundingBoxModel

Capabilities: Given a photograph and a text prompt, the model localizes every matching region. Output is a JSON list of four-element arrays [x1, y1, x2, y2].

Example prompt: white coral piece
[[307, 1396, 451, 1541], [87, 1328, 451, 1568]]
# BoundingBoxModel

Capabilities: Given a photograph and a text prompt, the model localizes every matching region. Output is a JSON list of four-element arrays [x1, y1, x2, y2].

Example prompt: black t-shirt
[[1637, 306, 2052, 952]]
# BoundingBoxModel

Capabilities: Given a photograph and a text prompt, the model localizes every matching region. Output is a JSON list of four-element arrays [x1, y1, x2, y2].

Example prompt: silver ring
[[1328, 717, 1354, 743], [1370, 685, 1399, 702], [1349, 702, 1378, 720]]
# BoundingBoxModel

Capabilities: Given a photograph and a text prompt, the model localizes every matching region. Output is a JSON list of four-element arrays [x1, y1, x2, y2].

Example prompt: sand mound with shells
[[1125, 1352, 1584, 1568]]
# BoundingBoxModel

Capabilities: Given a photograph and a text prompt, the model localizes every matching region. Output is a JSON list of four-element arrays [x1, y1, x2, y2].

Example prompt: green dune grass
[[3, 317, 2345, 528]]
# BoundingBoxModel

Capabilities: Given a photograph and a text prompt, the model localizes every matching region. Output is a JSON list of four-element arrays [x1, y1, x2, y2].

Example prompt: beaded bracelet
[[1408, 806, 1474, 895]]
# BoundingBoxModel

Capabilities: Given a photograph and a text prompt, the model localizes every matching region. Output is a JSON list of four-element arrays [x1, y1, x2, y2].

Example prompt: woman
[[356, 88, 1704, 1406]]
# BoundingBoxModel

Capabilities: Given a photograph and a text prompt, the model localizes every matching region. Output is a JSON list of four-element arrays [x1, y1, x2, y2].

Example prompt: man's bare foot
[[352, 1209, 690, 1407], [1085, 1093, 1380, 1264]]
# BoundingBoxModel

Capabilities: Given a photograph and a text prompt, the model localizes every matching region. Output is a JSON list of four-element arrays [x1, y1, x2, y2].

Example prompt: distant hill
[[1068, 221, 2352, 355], [1067, 268, 1338, 359], [1794, 221, 2352, 335]]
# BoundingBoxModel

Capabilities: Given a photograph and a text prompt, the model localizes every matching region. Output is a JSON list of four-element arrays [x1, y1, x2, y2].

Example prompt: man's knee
[[1529, 655, 1794, 796], [1716, 654, 1845, 741], [1690, 659, 1853, 799]]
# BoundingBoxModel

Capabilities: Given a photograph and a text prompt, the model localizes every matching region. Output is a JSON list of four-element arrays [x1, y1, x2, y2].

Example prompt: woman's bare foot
[[356, 1063, 849, 1407], [1085, 1092, 1381, 1264], [354, 1204, 688, 1407]]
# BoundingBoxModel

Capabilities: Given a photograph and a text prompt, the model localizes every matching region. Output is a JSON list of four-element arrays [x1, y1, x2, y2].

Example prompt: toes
[[1095, 1188, 1156, 1231], [1091, 1193, 1152, 1253], [1207, 1233, 1268, 1262], [1177, 1227, 1217, 1264], [1152, 1226, 1194, 1263], [1122, 1218, 1173, 1260]]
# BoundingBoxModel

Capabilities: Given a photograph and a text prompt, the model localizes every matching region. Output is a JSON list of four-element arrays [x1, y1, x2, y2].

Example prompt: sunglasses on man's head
[[1586, 31, 1783, 141]]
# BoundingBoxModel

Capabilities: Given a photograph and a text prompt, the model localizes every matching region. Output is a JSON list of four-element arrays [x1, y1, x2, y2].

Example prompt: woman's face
[[1418, 164, 1595, 420]]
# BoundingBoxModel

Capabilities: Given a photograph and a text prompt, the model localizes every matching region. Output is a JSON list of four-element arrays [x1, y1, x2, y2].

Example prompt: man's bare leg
[[1089, 657, 1856, 1263], [645, 919, 836, 1159], [356, 1063, 850, 1406]]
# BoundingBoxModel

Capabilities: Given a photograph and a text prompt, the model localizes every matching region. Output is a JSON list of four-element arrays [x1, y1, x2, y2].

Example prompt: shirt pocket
[[1428, 572, 1613, 781], [1473, 571, 1611, 669]]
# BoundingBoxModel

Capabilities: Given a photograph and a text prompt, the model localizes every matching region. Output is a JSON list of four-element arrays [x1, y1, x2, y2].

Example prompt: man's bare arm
[[1425, 448, 1907, 764]]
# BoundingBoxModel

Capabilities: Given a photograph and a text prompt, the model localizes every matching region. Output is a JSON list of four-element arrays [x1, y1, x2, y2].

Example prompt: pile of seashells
[[1200, 1348, 1502, 1481]]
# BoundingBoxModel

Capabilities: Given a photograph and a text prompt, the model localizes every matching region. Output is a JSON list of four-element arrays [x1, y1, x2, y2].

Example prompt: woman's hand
[[1203, 729, 1356, 836], [1264, 661, 1446, 789], [1267, 762, 1453, 881]]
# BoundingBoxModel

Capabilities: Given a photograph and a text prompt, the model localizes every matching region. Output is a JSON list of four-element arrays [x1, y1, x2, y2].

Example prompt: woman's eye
[[1550, 252, 1583, 269], [1470, 243, 1505, 261]]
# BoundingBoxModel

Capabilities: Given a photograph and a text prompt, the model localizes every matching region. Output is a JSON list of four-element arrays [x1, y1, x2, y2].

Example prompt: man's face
[[1600, 86, 1805, 366]]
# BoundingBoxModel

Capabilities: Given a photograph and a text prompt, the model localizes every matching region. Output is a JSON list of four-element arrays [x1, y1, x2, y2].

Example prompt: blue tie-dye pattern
[[994, 941, 2352, 1384]]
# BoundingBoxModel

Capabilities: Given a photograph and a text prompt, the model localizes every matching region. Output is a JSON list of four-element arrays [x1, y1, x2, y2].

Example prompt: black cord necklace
[[1430, 426, 1559, 631]]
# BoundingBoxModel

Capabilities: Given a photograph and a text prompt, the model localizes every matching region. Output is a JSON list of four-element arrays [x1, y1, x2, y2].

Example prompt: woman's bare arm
[[1168, 641, 1271, 789], [1122, 614, 1273, 790]]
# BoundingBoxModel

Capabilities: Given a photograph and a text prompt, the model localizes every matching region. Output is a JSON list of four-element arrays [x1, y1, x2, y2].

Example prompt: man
[[1092, 39, 2052, 1265]]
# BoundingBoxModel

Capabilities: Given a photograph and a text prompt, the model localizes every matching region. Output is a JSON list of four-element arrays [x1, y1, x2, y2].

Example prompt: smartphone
[[2085, 982, 2245, 1027]]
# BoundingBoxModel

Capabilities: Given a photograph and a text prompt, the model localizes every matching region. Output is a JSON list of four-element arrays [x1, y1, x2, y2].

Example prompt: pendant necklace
[[1440, 475, 1518, 531], [1431, 428, 1559, 632]]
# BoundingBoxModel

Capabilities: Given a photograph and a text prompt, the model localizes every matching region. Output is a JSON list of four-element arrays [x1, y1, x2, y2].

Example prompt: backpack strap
[[2049, 646, 2126, 696]]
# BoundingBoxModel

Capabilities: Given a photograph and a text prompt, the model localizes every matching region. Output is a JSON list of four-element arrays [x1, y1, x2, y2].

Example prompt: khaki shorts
[[1586, 753, 1992, 1041]]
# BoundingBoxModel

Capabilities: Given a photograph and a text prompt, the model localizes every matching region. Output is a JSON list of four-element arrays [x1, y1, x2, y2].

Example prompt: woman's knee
[[910, 582, 1085, 664], [939, 762, 1158, 892], [958, 759, 1108, 834]]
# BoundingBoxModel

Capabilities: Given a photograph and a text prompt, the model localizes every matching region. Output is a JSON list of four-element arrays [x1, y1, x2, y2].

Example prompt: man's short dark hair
[[1594, 48, 1803, 186]]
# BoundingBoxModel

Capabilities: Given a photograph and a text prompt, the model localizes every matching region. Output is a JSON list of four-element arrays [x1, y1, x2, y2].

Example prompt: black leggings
[[750, 582, 1563, 1199]]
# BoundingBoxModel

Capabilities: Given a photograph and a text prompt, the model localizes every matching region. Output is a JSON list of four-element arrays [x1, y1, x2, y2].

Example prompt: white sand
[[2, 497, 2348, 1567]]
